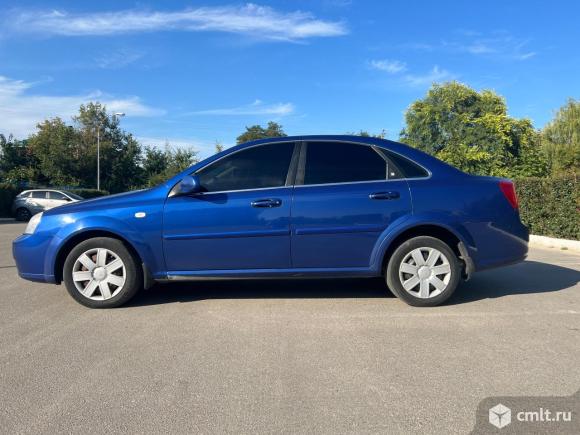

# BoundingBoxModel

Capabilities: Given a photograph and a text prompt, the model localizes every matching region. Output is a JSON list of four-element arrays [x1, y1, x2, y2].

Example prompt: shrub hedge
[[515, 175, 579, 240], [1, 178, 578, 240], [67, 188, 109, 199], [0, 183, 20, 218]]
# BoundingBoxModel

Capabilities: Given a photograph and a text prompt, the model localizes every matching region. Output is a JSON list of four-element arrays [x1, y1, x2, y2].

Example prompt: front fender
[[44, 215, 161, 280], [369, 212, 476, 273]]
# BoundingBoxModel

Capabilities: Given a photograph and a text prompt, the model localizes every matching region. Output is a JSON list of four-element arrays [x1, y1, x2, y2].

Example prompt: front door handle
[[369, 191, 400, 200], [251, 198, 282, 208]]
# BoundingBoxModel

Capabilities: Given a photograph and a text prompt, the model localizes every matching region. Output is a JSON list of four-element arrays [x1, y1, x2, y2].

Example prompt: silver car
[[12, 190, 83, 221]]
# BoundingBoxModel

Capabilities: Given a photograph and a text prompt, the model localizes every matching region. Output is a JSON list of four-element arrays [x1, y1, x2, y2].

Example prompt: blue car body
[[13, 135, 528, 287]]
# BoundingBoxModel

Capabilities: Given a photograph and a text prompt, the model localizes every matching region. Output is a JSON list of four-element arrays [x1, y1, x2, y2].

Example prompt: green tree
[[142, 143, 199, 186], [0, 134, 38, 184], [541, 99, 580, 175], [400, 82, 547, 177], [346, 129, 387, 139], [73, 103, 144, 192], [27, 118, 82, 186], [236, 121, 287, 144]]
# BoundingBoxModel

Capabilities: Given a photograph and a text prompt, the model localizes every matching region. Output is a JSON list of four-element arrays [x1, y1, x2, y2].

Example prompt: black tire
[[15, 208, 32, 221], [63, 237, 142, 308], [386, 236, 461, 307]]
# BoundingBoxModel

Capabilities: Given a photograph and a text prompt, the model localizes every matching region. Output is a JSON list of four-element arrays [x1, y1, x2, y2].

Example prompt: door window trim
[[293, 140, 431, 188], [181, 141, 300, 196], [169, 139, 431, 196]]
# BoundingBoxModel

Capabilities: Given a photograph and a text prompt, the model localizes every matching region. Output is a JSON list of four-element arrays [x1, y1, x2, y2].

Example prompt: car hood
[[43, 189, 153, 216]]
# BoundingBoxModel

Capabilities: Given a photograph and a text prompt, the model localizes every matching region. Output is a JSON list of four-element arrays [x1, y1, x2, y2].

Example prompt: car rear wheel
[[386, 236, 460, 307], [15, 208, 32, 221], [63, 237, 142, 308]]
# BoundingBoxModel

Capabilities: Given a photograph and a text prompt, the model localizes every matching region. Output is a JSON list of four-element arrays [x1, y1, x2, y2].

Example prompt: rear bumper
[[466, 220, 529, 272], [12, 233, 56, 283]]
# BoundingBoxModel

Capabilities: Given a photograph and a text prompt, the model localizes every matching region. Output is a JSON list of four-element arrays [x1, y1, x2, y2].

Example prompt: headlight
[[24, 212, 43, 234]]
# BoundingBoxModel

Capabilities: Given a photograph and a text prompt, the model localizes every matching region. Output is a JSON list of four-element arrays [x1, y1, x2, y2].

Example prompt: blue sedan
[[13, 136, 528, 308]]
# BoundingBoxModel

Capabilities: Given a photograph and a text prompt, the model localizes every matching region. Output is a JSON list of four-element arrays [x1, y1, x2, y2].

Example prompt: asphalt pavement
[[0, 221, 579, 434]]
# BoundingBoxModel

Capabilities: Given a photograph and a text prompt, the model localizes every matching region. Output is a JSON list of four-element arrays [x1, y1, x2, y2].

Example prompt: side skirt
[[158, 267, 380, 282]]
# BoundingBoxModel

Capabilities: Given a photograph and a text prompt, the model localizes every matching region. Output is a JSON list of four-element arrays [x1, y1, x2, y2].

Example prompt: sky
[[1, 0, 579, 157]]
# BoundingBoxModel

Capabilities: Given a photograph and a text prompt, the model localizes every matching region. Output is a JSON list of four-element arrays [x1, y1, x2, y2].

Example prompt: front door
[[291, 141, 412, 269], [46, 191, 70, 209], [163, 142, 298, 272]]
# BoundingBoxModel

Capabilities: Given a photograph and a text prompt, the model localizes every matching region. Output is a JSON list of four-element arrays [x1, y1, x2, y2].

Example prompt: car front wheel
[[386, 236, 460, 307], [63, 237, 142, 308], [15, 208, 32, 221]]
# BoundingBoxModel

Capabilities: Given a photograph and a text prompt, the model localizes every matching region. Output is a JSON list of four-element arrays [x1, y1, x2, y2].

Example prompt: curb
[[529, 235, 580, 253]]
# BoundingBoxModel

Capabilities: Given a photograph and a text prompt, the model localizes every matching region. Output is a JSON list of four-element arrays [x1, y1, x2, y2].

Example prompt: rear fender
[[369, 213, 476, 274]]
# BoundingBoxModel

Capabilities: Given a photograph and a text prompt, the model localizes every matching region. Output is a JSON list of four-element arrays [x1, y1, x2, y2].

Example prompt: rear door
[[290, 141, 412, 269]]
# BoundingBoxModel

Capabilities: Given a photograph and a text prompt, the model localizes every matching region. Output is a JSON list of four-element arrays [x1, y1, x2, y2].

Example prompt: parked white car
[[12, 190, 83, 221]]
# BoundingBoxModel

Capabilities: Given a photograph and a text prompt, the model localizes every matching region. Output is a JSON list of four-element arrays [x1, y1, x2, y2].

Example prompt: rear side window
[[30, 191, 46, 199], [303, 142, 387, 185], [384, 151, 429, 178], [196, 142, 295, 192]]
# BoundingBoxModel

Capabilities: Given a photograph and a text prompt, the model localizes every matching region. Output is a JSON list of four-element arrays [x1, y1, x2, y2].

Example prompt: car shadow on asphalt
[[448, 260, 580, 305], [127, 260, 580, 307], [128, 277, 390, 307]]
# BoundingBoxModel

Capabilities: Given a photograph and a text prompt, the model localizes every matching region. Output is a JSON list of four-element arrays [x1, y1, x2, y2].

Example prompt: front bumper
[[12, 233, 56, 283]]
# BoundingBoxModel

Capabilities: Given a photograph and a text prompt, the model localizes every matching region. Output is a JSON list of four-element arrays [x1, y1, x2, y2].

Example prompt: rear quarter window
[[384, 151, 429, 178]]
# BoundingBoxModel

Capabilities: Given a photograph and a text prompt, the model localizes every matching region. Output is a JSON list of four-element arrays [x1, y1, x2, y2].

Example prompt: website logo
[[489, 403, 512, 429]]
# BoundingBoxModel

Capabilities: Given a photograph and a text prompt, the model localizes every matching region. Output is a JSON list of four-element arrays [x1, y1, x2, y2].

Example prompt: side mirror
[[177, 175, 202, 195]]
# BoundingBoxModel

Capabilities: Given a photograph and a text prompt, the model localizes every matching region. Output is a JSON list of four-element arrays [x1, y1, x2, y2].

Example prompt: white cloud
[[8, 4, 347, 41], [0, 76, 163, 138], [403, 66, 455, 87], [137, 136, 228, 158], [403, 31, 537, 61], [188, 99, 295, 116], [368, 59, 407, 74], [95, 49, 144, 69], [517, 51, 536, 60]]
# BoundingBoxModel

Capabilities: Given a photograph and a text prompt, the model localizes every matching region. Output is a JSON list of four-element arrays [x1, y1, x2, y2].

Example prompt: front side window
[[303, 142, 387, 185], [65, 192, 84, 200], [31, 191, 46, 199], [196, 142, 295, 192], [48, 191, 67, 200]]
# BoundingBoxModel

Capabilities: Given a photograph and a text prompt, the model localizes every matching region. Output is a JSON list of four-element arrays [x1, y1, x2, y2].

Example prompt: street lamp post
[[96, 112, 125, 191]]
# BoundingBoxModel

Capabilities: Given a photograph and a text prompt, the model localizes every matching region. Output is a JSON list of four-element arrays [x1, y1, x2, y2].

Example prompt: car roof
[[237, 135, 463, 175], [22, 189, 69, 194]]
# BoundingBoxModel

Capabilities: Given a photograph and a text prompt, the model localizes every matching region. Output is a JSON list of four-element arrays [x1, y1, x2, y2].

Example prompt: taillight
[[499, 180, 518, 209]]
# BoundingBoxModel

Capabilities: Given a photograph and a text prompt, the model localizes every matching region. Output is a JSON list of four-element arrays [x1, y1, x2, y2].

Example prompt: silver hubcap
[[72, 248, 126, 300], [399, 247, 451, 299]]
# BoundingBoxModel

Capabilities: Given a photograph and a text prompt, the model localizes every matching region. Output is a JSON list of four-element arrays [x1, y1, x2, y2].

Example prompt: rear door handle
[[369, 191, 400, 200], [251, 198, 282, 208]]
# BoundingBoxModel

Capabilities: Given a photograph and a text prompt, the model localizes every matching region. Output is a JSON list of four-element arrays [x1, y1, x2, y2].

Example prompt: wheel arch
[[15, 206, 32, 219], [53, 229, 151, 286], [376, 223, 474, 279]]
